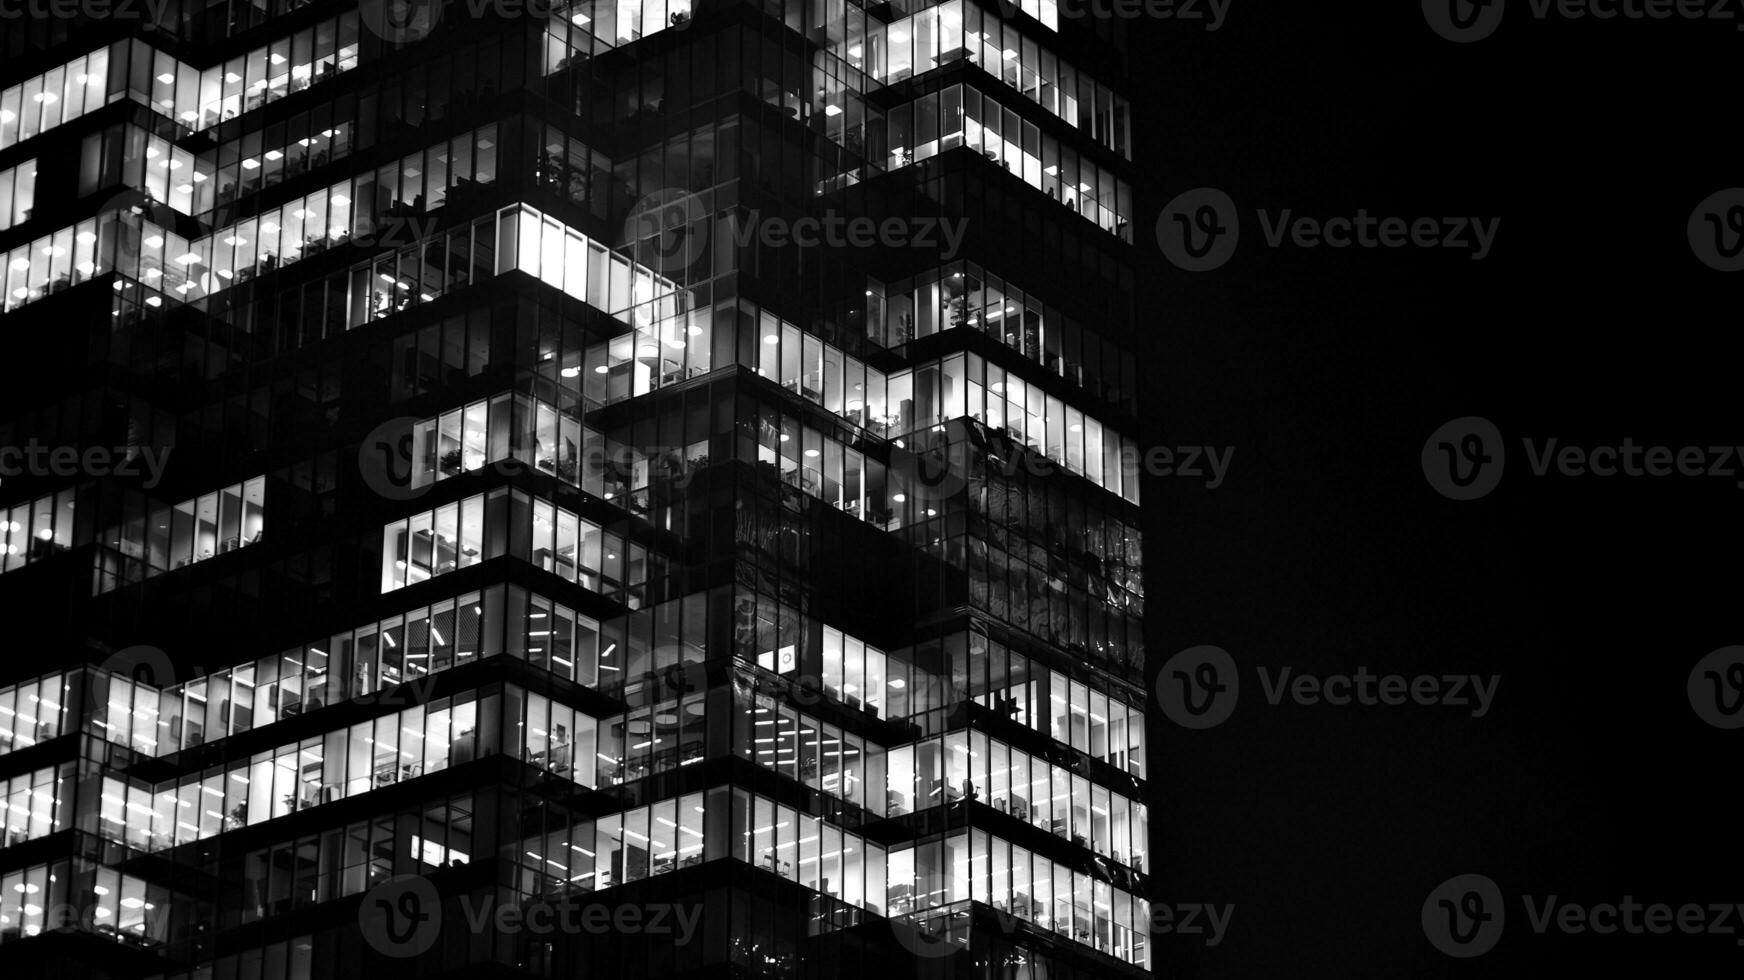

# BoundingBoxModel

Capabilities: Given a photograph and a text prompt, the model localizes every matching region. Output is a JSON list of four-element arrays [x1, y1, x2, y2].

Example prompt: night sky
[[1133, 2, 1741, 974]]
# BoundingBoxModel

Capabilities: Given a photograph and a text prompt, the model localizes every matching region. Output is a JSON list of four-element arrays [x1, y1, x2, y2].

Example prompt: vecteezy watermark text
[[992, 0, 1230, 29], [960, 442, 1233, 489], [623, 190, 968, 274], [1154, 902, 1235, 945], [359, 875, 703, 958], [1422, 416, 1744, 500], [897, 900, 1232, 959], [892, 435, 1235, 496], [1424, 0, 1744, 43], [1155, 645, 1500, 729], [721, 211, 967, 259], [456, 895, 702, 943], [0, 0, 172, 20], [1424, 874, 1744, 958], [1, 442, 170, 489], [1156, 188, 1500, 271], [99, 643, 442, 709]]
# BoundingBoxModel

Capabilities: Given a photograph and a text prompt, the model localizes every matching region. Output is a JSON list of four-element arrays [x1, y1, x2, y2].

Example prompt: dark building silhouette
[[0, 1, 1147, 977]]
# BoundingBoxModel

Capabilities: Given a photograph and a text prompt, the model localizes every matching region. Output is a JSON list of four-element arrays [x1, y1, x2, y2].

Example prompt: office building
[[0, 1, 1147, 977]]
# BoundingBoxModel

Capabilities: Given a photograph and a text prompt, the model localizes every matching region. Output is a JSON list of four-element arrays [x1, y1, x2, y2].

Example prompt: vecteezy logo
[[1156, 188, 1240, 272], [623, 188, 710, 275], [1155, 645, 1240, 729], [358, 875, 442, 958], [1423, 0, 1505, 42], [359, 0, 442, 45], [358, 416, 427, 501], [1422, 874, 1505, 957], [1688, 646, 1744, 729], [886, 426, 974, 507], [1422, 416, 1505, 500], [890, 914, 963, 960], [97, 644, 175, 686], [1688, 189, 1744, 272]]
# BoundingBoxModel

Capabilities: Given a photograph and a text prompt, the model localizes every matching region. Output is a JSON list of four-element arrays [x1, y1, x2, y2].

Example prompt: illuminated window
[[0, 160, 34, 231]]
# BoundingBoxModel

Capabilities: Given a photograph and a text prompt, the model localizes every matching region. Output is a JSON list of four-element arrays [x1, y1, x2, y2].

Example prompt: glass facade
[[92, 476, 264, 593], [886, 829, 1149, 964], [0, 764, 72, 847], [884, 84, 1132, 237], [0, 159, 32, 231], [0, 0, 1147, 977], [0, 47, 114, 150], [864, 0, 1130, 159], [0, 489, 74, 576]]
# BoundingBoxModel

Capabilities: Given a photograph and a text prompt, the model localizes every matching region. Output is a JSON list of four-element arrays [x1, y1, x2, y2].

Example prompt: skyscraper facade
[[0, 1, 1146, 977]]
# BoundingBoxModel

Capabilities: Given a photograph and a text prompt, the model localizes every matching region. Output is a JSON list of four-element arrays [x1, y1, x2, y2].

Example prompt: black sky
[[1134, 3, 1741, 974]]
